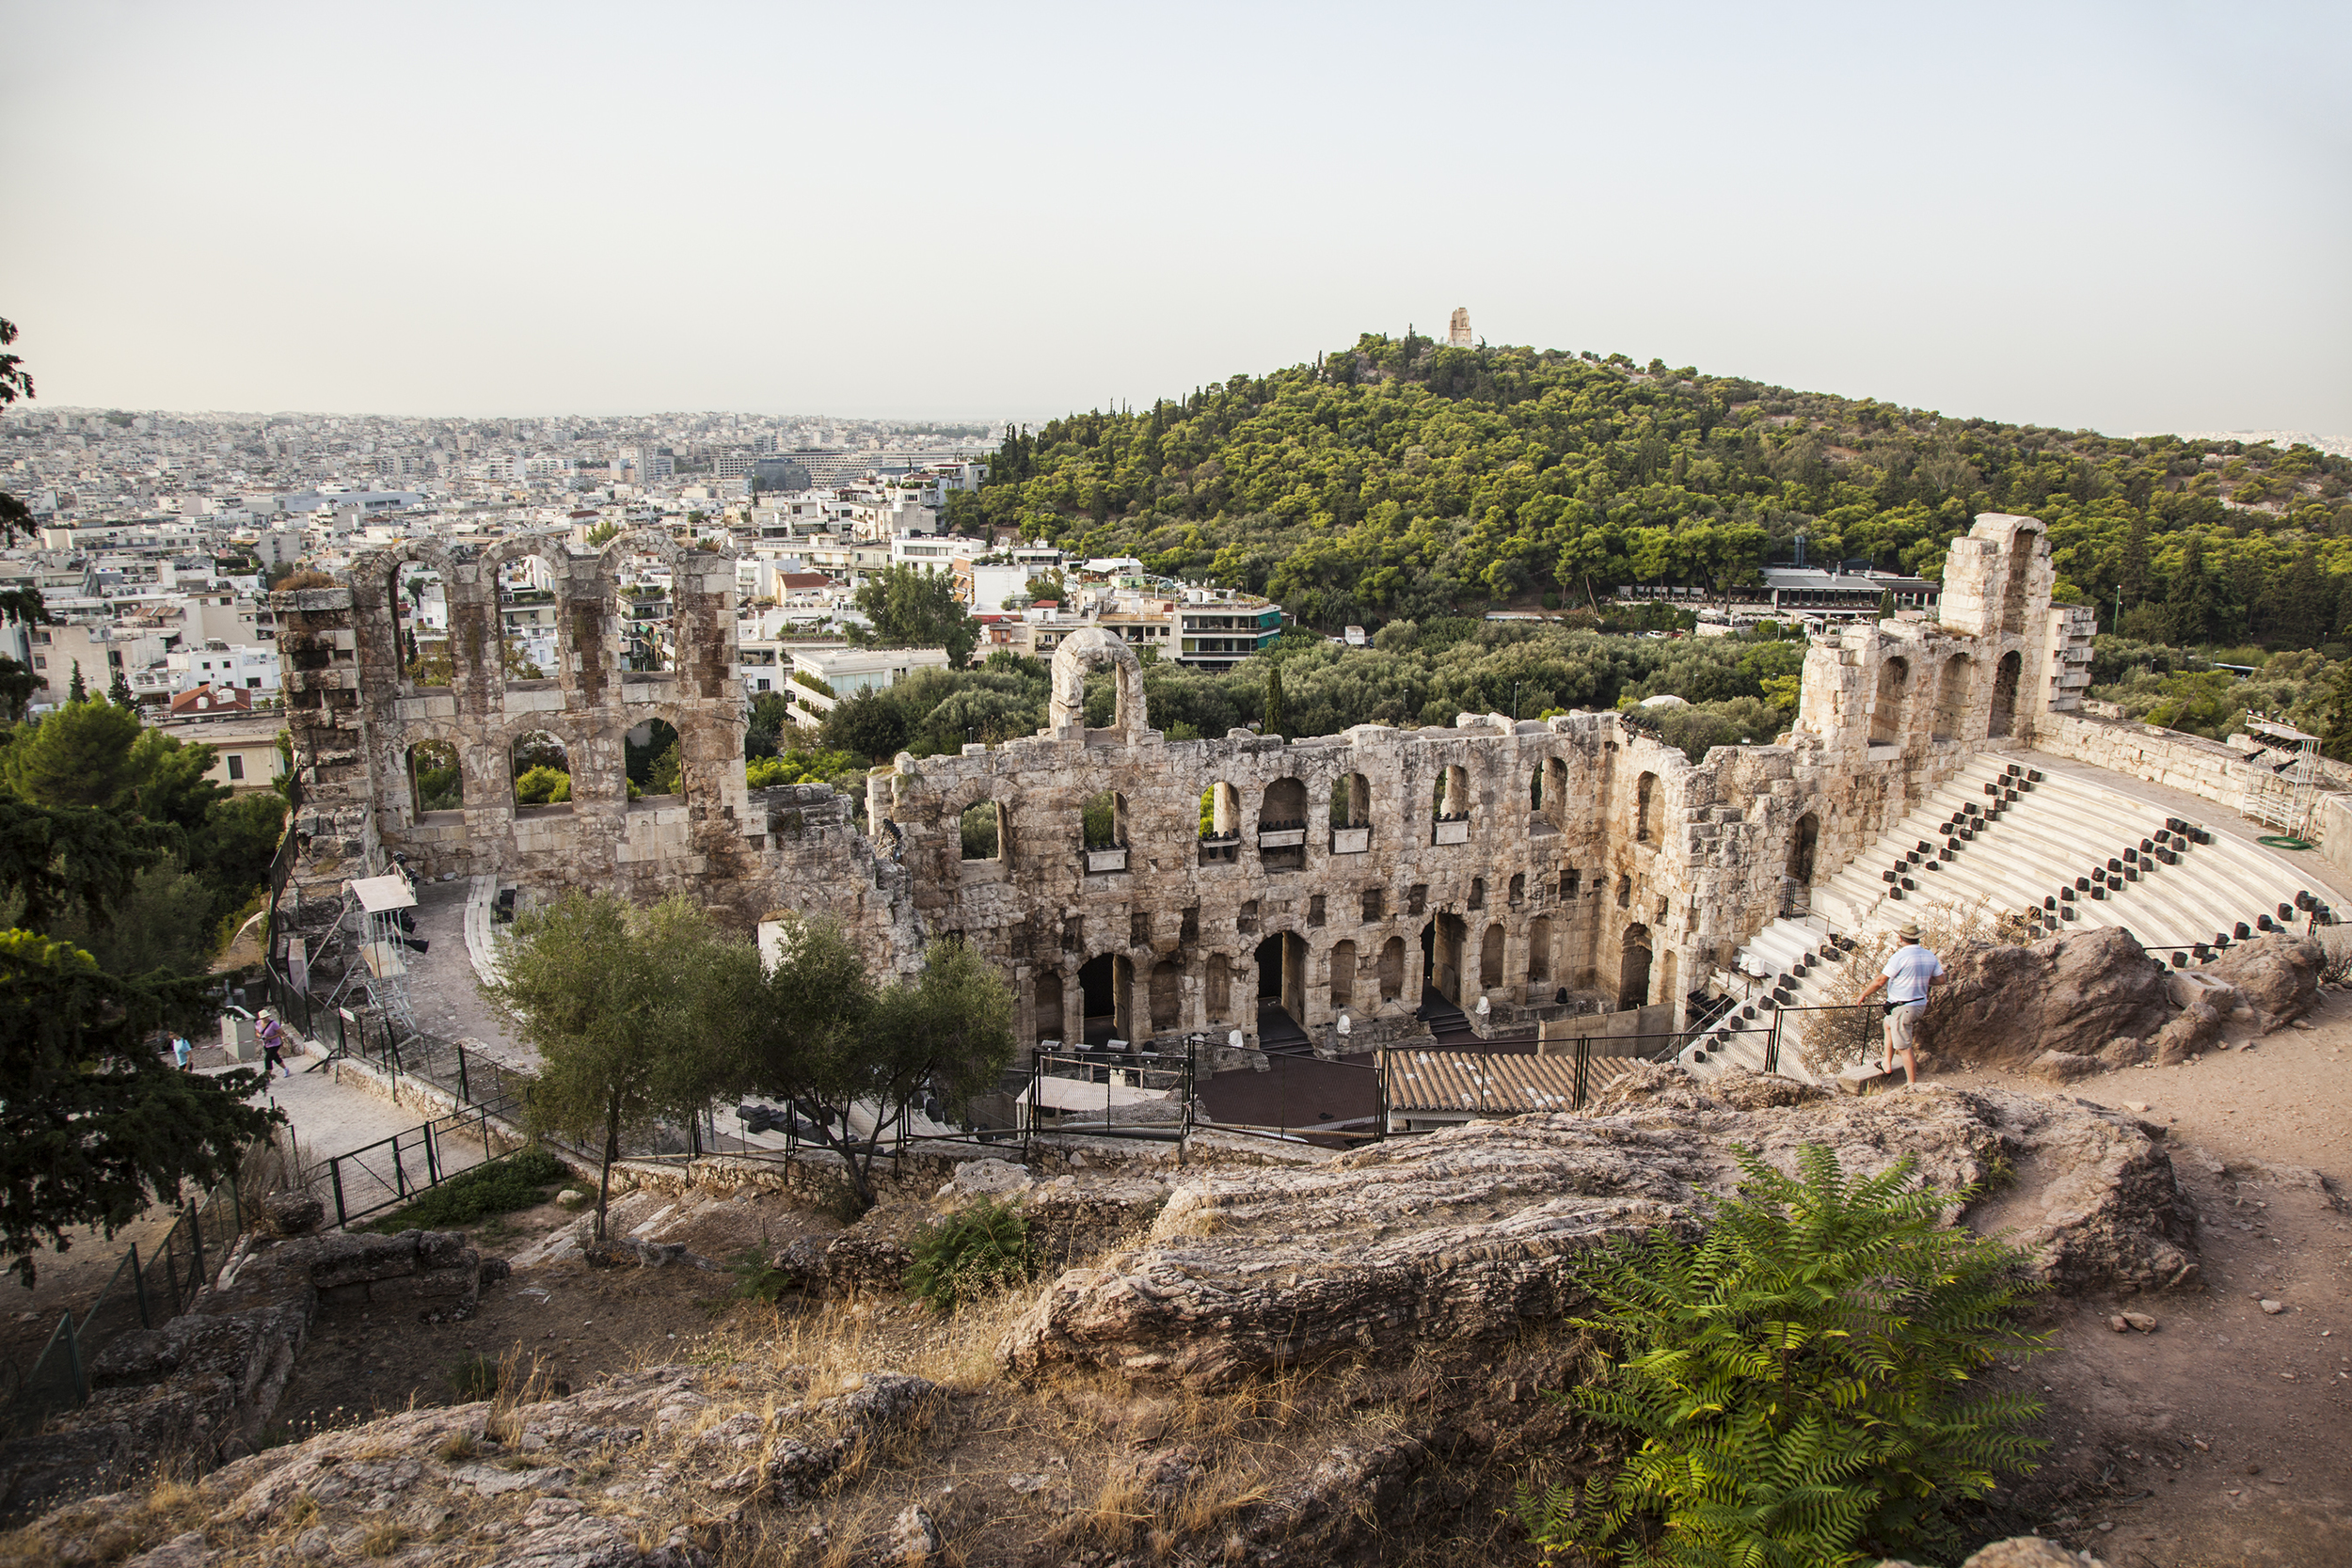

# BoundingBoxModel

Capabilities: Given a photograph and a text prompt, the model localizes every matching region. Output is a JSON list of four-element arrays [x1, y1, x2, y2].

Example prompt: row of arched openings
[[1870, 649, 2023, 746], [404, 720, 682, 815]]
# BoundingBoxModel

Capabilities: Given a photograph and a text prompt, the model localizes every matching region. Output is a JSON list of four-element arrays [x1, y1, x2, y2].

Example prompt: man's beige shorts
[[1885, 1001, 1926, 1053]]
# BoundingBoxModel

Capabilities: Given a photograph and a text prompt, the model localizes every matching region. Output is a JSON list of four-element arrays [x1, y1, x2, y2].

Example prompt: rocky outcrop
[[12, 1362, 937, 1568], [1923, 927, 2173, 1069], [2201, 932, 2322, 1030], [0, 1229, 496, 1520], [771, 1169, 1173, 1299], [999, 1073, 2199, 1386]]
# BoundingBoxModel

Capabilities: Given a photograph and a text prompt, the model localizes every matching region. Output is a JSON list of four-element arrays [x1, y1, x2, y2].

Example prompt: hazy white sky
[[3, 1, 2345, 435]]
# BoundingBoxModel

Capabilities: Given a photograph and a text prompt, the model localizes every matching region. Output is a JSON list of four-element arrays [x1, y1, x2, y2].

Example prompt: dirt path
[[1939, 984, 2352, 1565]]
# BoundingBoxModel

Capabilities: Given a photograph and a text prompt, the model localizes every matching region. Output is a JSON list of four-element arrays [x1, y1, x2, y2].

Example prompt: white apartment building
[[131, 640, 281, 703], [786, 645, 951, 723]]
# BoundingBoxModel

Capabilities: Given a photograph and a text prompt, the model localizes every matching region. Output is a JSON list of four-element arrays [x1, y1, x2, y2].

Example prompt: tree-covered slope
[[961, 333, 2352, 645]]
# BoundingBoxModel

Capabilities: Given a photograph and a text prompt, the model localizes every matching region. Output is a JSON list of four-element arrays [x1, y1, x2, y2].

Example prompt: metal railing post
[[457, 1044, 469, 1106], [330, 1157, 348, 1228], [63, 1314, 87, 1404], [186, 1202, 205, 1291], [129, 1242, 150, 1330], [423, 1121, 440, 1187], [1766, 1012, 1781, 1075]]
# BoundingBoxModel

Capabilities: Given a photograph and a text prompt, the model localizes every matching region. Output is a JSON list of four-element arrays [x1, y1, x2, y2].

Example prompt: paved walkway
[[401, 877, 533, 1070], [199, 1045, 493, 1223]]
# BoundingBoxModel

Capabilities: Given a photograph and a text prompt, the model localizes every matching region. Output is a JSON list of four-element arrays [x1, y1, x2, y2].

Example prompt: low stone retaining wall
[[0, 1225, 500, 1520], [2033, 710, 2254, 815]]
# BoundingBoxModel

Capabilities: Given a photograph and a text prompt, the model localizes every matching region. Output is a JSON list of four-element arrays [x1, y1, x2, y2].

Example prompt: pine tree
[[67, 660, 86, 704], [2118, 515, 2153, 608], [2166, 535, 2216, 646], [106, 667, 134, 707]]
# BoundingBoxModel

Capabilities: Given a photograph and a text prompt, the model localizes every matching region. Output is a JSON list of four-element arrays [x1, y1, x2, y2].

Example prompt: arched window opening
[[1259, 777, 1308, 872], [1480, 923, 1505, 990], [1331, 773, 1368, 828], [1078, 953, 1132, 1044], [393, 566, 449, 689], [960, 801, 1003, 862], [1431, 913, 1467, 1004], [409, 740, 462, 815], [1468, 876, 1486, 911], [1635, 771, 1659, 844], [1082, 790, 1128, 872], [1615, 874, 1632, 910], [2000, 531, 2039, 635], [1330, 940, 1357, 1012], [1205, 954, 1232, 1022], [1932, 655, 1973, 742], [1527, 915, 1554, 984], [1433, 765, 1471, 845], [1507, 872, 1526, 906], [1378, 937, 1406, 1002], [512, 730, 571, 810], [1254, 932, 1308, 1040], [1868, 656, 1910, 747], [626, 718, 681, 800], [1787, 812, 1820, 884], [1149, 959, 1181, 1034], [1619, 924, 1654, 1010], [1989, 650, 2022, 738], [1331, 772, 1371, 851], [498, 557, 556, 682], [1529, 765, 1544, 811], [1032, 972, 1064, 1046], [1200, 782, 1240, 863]]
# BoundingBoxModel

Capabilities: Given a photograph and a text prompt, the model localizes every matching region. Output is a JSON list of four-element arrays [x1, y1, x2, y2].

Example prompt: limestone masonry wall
[[279, 515, 2070, 1042]]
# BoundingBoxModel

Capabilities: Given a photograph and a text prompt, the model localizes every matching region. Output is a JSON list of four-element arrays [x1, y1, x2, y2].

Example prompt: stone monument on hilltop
[[1447, 307, 1472, 347]]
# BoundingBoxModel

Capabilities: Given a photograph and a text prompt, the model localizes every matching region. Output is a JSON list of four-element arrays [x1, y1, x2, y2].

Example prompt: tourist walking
[[170, 1033, 193, 1071], [257, 1008, 293, 1078], [1854, 921, 1945, 1085]]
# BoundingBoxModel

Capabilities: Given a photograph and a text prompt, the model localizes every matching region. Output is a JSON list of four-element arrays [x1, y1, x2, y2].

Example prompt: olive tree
[[717, 923, 1016, 1212], [483, 892, 731, 1240]]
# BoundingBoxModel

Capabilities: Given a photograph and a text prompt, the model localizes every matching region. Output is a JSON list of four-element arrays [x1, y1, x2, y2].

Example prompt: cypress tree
[[1263, 664, 1287, 739], [67, 660, 86, 703]]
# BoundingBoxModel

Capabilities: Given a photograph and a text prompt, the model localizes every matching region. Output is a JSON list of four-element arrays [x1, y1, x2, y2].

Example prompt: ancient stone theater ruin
[[274, 514, 2330, 1079]]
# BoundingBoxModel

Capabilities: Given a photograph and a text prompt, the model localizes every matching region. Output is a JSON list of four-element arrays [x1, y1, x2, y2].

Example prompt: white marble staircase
[[1681, 755, 2333, 1082]]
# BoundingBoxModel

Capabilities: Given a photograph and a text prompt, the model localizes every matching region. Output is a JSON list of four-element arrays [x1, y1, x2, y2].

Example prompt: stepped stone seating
[[1689, 754, 2330, 1083]]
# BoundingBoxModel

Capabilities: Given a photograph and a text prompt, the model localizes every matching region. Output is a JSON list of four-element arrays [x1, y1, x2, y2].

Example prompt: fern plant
[[905, 1196, 1033, 1313], [1517, 1145, 2048, 1567]]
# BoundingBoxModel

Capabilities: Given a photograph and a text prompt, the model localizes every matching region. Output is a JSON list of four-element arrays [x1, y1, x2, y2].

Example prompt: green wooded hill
[[960, 333, 2352, 647]]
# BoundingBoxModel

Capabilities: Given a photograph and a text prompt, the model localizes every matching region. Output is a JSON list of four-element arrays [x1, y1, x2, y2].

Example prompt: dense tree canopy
[[853, 562, 978, 666], [973, 334, 2352, 643]]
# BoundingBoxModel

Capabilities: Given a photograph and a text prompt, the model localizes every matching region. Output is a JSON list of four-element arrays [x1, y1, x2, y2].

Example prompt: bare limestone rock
[[999, 1073, 2198, 1386], [261, 1190, 325, 1237], [1922, 927, 2173, 1069], [2201, 933, 2323, 1031], [0, 1229, 491, 1518], [2027, 1050, 2102, 1084], [1881, 1540, 2103, 1568]]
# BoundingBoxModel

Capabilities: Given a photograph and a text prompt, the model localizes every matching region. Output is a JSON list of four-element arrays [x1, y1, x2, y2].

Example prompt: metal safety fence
[[321, 1099, 521, 1229], [5, 1165, 250, 1436]]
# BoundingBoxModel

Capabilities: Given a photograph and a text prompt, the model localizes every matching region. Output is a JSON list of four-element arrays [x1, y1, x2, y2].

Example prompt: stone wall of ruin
[[273, 538, 917, 956], [276, 513, 2068, 1046]]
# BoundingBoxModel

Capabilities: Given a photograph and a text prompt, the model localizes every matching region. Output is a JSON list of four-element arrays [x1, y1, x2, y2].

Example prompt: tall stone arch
[[1047, 626, 1150, 736]]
